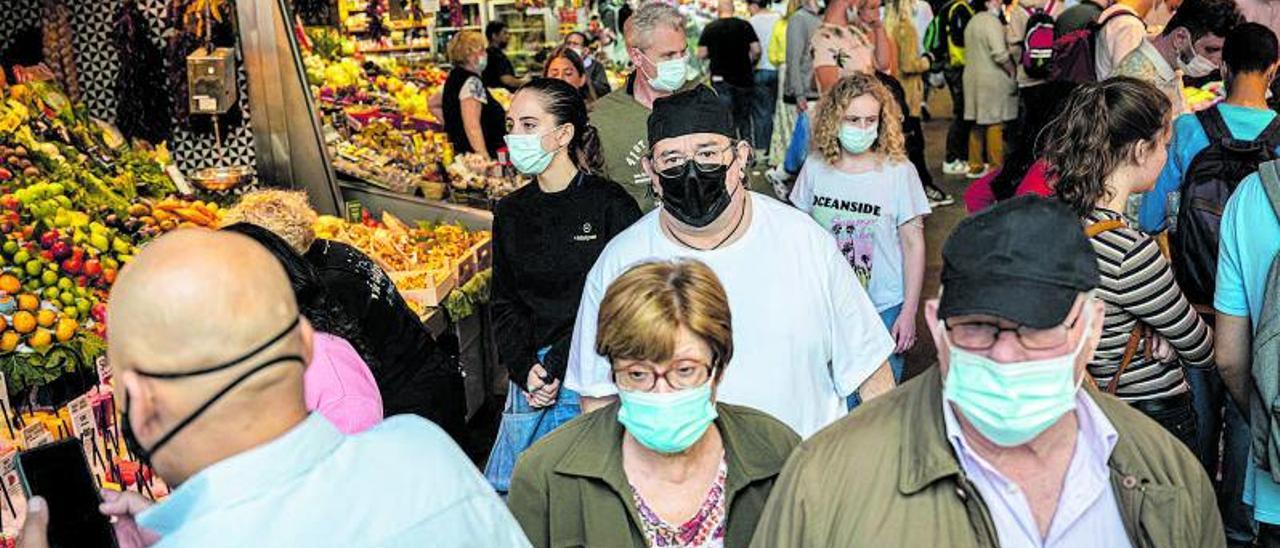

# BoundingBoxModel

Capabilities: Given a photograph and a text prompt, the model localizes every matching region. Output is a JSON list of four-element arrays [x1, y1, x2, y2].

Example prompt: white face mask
[[1176, 34, 1218, 78], [1178, 49, 1218, 78]]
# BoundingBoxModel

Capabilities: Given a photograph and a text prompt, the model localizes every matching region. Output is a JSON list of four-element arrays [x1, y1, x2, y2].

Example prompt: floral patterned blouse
[[809, 23, 875, 84], [630, 460, 729, 548]]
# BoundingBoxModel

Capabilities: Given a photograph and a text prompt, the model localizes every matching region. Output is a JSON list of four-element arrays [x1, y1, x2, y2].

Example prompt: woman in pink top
[[307, 332, 383, 433], [224, 223, 384, 433]]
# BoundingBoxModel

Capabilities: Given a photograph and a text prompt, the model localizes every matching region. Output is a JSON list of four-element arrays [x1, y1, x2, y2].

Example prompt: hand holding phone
[[17, 439, 117, 548]]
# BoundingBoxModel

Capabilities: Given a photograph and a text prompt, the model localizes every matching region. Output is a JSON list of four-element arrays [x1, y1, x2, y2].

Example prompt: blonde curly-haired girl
[[789, 73, 928, 386]]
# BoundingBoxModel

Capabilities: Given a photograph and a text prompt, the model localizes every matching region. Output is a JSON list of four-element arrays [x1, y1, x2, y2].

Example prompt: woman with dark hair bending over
[[484, 77, 642, 493], [1046, 77, 1212, 450], [221, 223, 384, 434]]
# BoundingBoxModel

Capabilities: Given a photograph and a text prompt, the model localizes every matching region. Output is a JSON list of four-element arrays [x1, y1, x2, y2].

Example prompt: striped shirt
[[1083, 209, 1213, 402]]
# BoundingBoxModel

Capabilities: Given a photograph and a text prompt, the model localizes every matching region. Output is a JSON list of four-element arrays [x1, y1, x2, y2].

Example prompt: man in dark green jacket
[[752, 196, 1223, 547]]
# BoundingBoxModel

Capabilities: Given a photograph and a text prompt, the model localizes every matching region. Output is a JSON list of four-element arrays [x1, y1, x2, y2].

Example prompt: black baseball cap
[[939, 195, 1100, 329], [648, 86, 734, 148]]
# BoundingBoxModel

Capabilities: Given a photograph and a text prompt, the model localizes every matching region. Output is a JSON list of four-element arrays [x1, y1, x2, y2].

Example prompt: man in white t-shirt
[[1094, 0, 1153, 79], [566, 86, 896, 438]]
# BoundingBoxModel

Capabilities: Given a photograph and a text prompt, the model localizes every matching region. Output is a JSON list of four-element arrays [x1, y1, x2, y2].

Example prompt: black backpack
[[1171, 107, 1280, 305]]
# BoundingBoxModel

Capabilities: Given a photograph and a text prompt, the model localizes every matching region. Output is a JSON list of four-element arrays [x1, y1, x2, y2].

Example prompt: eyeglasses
[[945, 305, 1084, 351], [612, 362, 714, 392], [652, 144, 735, 174]]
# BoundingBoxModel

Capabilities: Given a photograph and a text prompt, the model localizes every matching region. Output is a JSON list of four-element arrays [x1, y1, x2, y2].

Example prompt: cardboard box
[[390, 266, 456, 308]]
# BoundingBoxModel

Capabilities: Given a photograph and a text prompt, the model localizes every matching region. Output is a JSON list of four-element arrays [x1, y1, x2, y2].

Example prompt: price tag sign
[[97, 356, 113, 386], [68, 395, 94, 438], [345, 200, 365, 224], [423, 0, 441, 13], [0, 449, 20, 505], [166, 164, 194, 195], [21, 422, 52, 450]]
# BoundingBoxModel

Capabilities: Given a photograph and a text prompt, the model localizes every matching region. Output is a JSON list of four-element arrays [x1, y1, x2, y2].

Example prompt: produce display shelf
[[436, 26, 483, 31], [360, 44, 433, 54], [337, 179, 493, 231]]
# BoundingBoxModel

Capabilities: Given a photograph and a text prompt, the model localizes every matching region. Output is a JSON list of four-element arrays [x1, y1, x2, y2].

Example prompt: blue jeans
[[752, 69, 778, 151], [848, 304, 905, 410], [1188, 367, 1256, 543], [483, 380, 580, 494]]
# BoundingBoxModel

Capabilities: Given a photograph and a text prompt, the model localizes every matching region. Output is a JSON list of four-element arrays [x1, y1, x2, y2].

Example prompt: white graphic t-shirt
[[791, 156, 931, 311], [565, 192, 894, 438]]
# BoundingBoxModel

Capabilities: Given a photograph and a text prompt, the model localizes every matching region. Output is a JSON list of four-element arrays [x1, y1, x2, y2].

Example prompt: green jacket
[[751, 366, 1225, 548], [508, 402, 800, 548]]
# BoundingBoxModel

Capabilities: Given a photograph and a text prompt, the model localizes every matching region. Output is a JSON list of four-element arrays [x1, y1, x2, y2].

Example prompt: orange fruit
[[16, 294, 37, 312], [27, 329, 51, 350], [35, 309, 55, 328], [0, 316, 8, 333], [0, 275, 19, 294], [54, 318, 75, 342], [12, 311, 35, 334], [0, 331, 18, 352]]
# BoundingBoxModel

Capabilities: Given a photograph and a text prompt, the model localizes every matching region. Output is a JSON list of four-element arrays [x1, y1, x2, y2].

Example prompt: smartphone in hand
[[17, 438, 117, 548]]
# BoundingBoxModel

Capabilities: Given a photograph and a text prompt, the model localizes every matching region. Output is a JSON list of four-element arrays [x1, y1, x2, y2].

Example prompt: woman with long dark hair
[[1045, 77, 1211, 450], [542, 46, 596, 104], [222, 223, 383, 434], [485, 77, 641, 494]]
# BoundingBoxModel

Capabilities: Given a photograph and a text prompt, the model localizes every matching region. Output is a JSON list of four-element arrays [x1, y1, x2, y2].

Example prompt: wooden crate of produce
[[390, 266, 457, 308], [470, 233, 492, 270], [456, 250, 479, 286]]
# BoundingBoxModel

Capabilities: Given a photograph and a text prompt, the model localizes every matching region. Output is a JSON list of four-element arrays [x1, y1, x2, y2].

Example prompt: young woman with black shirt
[[484, 78, 641, 493]]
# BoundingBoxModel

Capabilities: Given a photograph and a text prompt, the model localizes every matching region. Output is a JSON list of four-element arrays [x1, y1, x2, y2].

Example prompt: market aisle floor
[[461, 90, 971, 462], [903, 91, 971, 381]]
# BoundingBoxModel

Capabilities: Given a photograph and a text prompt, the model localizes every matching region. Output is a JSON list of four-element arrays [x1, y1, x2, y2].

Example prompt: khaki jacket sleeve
[[750, 445, 824, 547], [507, 459, 551, 548]]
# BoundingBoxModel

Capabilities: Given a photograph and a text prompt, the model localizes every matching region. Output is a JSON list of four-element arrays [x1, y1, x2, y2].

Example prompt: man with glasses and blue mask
[[591, 2, 699, 212], [752, 195, 1222, 546], [566, 85, 896, 439], [18, 229, 531, 548]]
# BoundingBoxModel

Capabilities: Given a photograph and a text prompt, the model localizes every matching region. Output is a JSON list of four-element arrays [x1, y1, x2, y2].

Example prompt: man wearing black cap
[[565, 86, 896, 438], [752, 195, 1221, 545]]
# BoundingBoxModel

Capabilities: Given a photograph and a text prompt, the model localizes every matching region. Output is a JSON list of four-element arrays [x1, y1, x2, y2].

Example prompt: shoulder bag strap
[[1108, 327, 1144, 394], [1097, 8, 1141, 28], [1261, 160, 1280, 223], [1196, 106, 1230, 143], [1256, 115, 1280, 153], [1084, 218, 1126, 237]]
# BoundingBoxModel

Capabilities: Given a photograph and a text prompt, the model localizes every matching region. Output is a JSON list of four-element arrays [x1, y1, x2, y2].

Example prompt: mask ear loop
[[138, 355, 307, 459], [135, 317, 301, 380]]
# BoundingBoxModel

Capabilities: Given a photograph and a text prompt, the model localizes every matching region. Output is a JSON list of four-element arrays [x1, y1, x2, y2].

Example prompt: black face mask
[[122, 318, 304, 468], [656, 159, 737, 228]]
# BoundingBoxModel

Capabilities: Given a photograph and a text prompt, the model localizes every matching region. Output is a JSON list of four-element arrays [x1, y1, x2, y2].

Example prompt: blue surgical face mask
[[838, 123, 878, 154], [942, 308, 1093, 447], [617, 379, 718, 454], [642, 54, 689, 92], [504, 128, 562, 175]]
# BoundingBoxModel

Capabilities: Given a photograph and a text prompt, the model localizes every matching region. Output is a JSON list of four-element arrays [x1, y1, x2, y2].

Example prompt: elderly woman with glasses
[[507, 258, 800, 548]]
